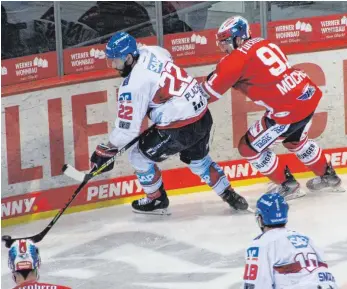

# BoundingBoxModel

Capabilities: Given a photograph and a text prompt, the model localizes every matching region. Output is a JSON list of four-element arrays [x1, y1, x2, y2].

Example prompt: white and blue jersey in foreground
[[243, 228, 338, 289]]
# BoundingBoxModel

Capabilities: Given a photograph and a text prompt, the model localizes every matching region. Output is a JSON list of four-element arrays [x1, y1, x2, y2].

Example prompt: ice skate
[[132, 185, 171, 215], [267, 166, 306, 201], [306, 163, 344, 192], [221, 188, 249, 211]]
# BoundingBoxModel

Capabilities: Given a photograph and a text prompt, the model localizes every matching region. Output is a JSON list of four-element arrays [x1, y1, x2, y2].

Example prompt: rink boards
[[1, 48, 347, 227], [2, 147, 346, 227]]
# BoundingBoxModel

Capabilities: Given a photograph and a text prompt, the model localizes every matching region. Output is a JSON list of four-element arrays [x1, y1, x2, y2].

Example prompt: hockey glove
[[90, 143, 118, 173], [206, 71, 214, 81]]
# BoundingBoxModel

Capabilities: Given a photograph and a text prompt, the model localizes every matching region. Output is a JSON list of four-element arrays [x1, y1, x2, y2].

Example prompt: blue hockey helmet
[[216, 16, 251, 51], [255, 193, 289, 229], [105, 31, 139, 61]]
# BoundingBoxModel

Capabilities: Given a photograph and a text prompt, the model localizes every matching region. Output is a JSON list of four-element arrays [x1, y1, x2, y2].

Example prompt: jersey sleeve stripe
[[203, 81, 223, 101]]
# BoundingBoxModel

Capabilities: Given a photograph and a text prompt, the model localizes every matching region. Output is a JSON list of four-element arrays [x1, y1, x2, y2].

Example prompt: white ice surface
[[2, 175, 347, 289]]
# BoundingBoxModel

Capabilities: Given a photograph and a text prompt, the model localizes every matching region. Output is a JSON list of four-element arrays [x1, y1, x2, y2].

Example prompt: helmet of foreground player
[[256, 193, 289, 227], [8, 239, 41, 274], [216, 16, 251, 52]]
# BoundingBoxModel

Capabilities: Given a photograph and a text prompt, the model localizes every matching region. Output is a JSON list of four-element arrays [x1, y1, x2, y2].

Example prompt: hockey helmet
[[255, 193, 289, 229], [216, 16, 251, 52], [105, 31, 138, 69], [8, 239, 41, 274]]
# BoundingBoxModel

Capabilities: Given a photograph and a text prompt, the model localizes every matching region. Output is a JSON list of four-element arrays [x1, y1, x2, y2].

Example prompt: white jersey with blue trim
[[109, 45, 208, 148], [242, 228, 338, 289]]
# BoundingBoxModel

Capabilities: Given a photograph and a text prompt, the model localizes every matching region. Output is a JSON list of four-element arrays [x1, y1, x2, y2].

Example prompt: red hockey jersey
[[202, 37, 322, 124], [13, 281, 72, 289]]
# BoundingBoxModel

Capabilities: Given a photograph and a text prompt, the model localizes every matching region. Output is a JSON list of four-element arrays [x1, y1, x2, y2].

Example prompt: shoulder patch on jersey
[[147, 53, 163, 73], [297, 84, 316, 101], [246, 247, 259, 260], [119, 92, 132, 102], [287, 234, 309, 248]]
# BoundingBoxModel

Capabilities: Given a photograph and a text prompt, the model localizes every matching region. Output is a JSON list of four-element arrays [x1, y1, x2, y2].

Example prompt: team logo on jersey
[[246, 247, 259, 261], [287, 235, 309, 248], [297, 84, 316, 101], [147, 53, 163, 73], [119, 92, 132, 103]]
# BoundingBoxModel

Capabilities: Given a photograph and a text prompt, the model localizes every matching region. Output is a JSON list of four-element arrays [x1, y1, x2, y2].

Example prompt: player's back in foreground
[[243, 193, 338, 289], [8, 239, 72, 289]]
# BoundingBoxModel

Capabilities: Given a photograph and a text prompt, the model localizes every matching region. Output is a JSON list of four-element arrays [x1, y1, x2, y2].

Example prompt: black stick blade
[[2, 235, 14, 248], [61, 164, 68, 172]]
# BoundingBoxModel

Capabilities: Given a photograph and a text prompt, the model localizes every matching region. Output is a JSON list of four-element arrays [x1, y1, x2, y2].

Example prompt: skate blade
[[284, 189, 307, 201], [132, 208, 171, 215], [229, 205, 254, 214]]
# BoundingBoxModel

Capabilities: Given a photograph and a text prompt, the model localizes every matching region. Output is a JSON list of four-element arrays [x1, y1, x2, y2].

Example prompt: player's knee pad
[[188, 155, 230, 195], [240, 118, 289, 155], [136, 163, 163, 194], [247, 149, 279, 176], [129, 145, 153, 171], [129, 145, 163, 194], [284, 138, 322, 166], [238, 135, 259, 158]]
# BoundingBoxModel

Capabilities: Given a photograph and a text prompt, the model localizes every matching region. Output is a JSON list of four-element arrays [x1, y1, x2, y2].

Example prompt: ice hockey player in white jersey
[[90, 31, 249, 214], [242, 192, 338, 289]]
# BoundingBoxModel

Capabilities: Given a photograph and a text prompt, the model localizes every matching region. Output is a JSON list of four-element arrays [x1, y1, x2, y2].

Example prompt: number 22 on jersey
[[153, 62, 193, 103], [118, 92, 133, 120]]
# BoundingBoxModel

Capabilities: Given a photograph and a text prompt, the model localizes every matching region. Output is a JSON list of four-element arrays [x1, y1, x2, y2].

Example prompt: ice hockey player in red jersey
[[8, 239, 72, 289], [201, 16, 342, 199]]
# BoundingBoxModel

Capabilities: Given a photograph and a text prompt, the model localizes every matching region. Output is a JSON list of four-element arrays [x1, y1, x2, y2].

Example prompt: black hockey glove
[[90, 143, 118, 173], [206, 70, 215, 81]]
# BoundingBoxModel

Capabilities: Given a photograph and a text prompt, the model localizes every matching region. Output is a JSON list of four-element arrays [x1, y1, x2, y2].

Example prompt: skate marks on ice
[[2, 230, 347, 289], [1, 176, 346, 289], [1, 230, 247, 289]]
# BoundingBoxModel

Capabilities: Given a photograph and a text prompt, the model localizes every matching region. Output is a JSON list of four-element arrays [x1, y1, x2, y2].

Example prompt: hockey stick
[[2, 179, 89, 248], [1, 124, 155, 248], [63, 123, 155, 182]]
